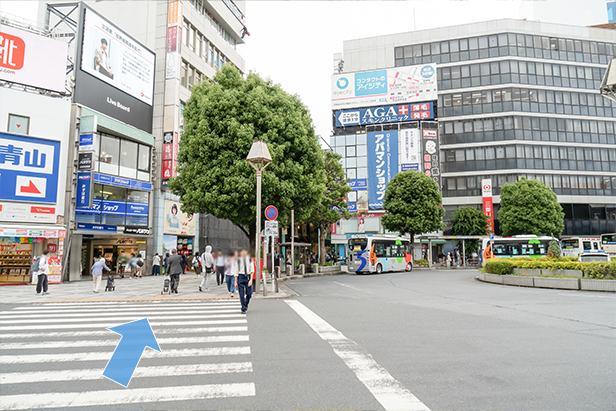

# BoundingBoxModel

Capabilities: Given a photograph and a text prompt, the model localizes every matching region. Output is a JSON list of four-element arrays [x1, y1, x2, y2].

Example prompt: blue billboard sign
[[79, 134, 94, 151], [76, 172, 93, 208], [77, 223, 117, 233], [347, 179, 368, 190], [101, 200, 126, 216], [0, 132, 61, 204], [367, 131, 399, 210], [127, 202, 149, 216], [93, 173, 152, 191], [335, 102, 434, 128], [347, 202, 357, 213]]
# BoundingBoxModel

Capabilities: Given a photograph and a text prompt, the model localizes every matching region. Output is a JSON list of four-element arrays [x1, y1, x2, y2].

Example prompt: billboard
[[367, 131, 398, 210], [332, 64, 437, 110], [74, 6, 155, 133], [421, 125, 441, 189], [400, 129, 420, 171], [334, 102, 434, 128], [0, 24, 68, 93], [164, 200, 196, 236]]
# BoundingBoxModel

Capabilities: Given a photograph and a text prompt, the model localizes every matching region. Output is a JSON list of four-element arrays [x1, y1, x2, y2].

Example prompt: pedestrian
[[225, 250, 236, 297], [117, 250, 128, 278], [33, 249, 50, 296], [199, 246, 214, 292], [166, 248, 183, 294], [181, 253, 187, 274], [91, 256, 111, 293], [446, 252, 452, 267], [215, 251, 225, 286], [152, 253, 161, 276], [135, 253, 144, 278], [234, 247, 254, 314], [163, 252, 170, 275], [128, 253, 137, 278], [192, 251, 202, 279]]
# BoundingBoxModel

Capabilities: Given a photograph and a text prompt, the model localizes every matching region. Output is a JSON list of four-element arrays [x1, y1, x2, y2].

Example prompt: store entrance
[[80, 237, 145, 277]]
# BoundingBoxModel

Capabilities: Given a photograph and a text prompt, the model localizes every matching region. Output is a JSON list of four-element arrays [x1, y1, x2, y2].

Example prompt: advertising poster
[[162, 234, 178, 253], [334, 102, 434, 128], [482, 179, 495, 234], [81, 8, 155, 105], [367, 131, 399, 210], [164, 200, 196, 235], [421, 125, 441, 189], [332, 63, 437, 110], [400, 128, 420, 171]]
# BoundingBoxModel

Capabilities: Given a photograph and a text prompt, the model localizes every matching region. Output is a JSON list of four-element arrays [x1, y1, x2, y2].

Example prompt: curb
[[476, 272, 616, 292]]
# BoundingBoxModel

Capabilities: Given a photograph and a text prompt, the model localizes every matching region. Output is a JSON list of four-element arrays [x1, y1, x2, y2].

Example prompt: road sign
[[489, 233, 494, 240], [265, 205, 278, 220], [265, 220, 278, 237]]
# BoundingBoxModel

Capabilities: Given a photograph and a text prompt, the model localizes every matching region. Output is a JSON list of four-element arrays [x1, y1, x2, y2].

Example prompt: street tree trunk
[[319, 222, 327, 266]]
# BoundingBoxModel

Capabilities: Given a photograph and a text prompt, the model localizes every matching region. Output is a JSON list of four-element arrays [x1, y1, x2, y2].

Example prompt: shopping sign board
[[334, 102, 434, 127], [400, 128, 420, 171], [332, 64, 437, 110], [0, 24, 68, 93], [482, 178, 495, 234], [0, 132, 61, 204], [367, 131, 398, 210]]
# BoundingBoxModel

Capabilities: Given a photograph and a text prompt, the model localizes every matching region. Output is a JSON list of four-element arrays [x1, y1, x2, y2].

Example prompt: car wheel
[[406, 262, 413, 272], [376, 264, 382, 274]]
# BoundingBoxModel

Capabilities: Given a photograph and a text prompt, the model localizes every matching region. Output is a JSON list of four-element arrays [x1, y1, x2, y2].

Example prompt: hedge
[[414, 259, 428, 267], [482, 257, 616, 279]]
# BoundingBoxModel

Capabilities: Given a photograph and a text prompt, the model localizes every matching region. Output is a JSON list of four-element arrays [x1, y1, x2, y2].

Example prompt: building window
[[181, 61, 188, 88], [99, 135, 120, 175], [119, 140, 138, 179], [7, 114, 29, 135]]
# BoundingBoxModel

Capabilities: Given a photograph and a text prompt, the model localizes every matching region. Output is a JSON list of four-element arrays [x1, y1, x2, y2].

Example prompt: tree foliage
[[309, 151, 351, 265], [451, 207, 489, 256], [498, 177, 564, 237], [168, 66, 324, 249], [381, 171, 445, 242]]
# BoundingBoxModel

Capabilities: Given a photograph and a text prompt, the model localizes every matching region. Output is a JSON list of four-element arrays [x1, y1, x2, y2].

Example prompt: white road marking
[[7, 302, 240, 312], [0, 313, 243, 324], [285, 300, 430, 411], [0, 318, 247, 331], [557, 293, 616, 299], [334, 281, 358, 290], [0, 382, 256, 410], [0, 346, 250, 364], [2, 334, 249, 349], [10, 301, 239, 309], [0, 326, 248, 339], [0, 308, 239, 319], [1, 362, 253, 385]]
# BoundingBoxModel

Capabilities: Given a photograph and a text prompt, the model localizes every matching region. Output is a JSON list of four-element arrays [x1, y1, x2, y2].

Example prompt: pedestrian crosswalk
[[0, 300, 255, 410]]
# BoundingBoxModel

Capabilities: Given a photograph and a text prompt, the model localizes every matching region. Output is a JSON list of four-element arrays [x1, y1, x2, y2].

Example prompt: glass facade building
[[337, 19, 616, 236]]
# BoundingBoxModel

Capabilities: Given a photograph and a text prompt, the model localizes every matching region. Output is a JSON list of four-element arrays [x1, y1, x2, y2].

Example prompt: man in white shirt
[[152, 253, 161, 276], [234, 248, 254, 314], [34, 250, 50, 295]]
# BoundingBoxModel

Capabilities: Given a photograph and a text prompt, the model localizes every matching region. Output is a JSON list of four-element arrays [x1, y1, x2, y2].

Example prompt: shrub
[[548, 239, 561, 257], [324, 262, 333, 266], [483, 259, 514, 275], [414, 259, 428, 267]]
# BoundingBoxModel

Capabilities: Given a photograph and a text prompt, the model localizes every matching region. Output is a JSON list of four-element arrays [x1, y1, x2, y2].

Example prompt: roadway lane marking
[[2, 335, 249, 350], [0, 346, 251, 364], [0, 313, 243, 324], [0, 326, 248, 339], [1, 362, 253, 385], [0, 382, 256, 410], [285, 300, 430, 411], [0, 318, 247, 331], [557, 293, 616, 299], [334, 281, 358, 289]]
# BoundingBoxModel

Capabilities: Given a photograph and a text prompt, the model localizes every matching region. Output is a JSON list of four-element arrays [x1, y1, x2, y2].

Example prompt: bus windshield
[[348, 238, 368, 252], [601, 234, 616, 245], [562, 239, 579, 249]]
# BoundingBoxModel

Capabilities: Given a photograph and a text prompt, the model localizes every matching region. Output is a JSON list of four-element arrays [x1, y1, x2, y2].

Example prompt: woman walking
[[215, 251, 225, 286], [199, 246, 214, 292], [192, 251, 202, 278], [135, 254, 144, 278], [224, 250, 236, 297]]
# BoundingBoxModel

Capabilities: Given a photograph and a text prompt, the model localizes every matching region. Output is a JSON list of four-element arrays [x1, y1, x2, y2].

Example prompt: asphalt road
[[1, 269, 615, 410]]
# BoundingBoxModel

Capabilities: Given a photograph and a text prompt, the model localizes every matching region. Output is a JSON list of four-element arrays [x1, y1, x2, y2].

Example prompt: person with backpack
[[199, 246, 214, 292], [91, 256, 111, 293], [128, 253, 137, 279], [135, 254, 144, 278], [192, 251, 202, 279], [116, 250, 128, 278], [33, 250, 50, 296]]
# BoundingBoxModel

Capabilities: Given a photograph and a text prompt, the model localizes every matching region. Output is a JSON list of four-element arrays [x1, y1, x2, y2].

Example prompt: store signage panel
[[164, 199, 196, 236], [347, 179, 368, 190], [0, 203, 56, 223], [0, 24, 68, 93], [400, 128, 420, 171], [78, 152, 93, 170], [335, 102, 434, 128], [367, 131, 399, 210], [93, 173, 152, 191], [76, 222, 117, 233], [421, 125, 441, 189], [101, 200, 126, 216], [76, 172, 93, 208], [332, 64, 437, 110], [0, 227, 66, 238], [0, 132, 61, 204], [126, 202, 149, 216], [76, 198, 102, 214], [124, 226, 152, 235], [79, 134, 94, 151]]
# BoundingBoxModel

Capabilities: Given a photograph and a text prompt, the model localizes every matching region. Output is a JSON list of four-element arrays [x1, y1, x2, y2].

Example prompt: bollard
[[272, 270, 279, 293], [286, 265, 293, 277], [299, 264, 305, 276]]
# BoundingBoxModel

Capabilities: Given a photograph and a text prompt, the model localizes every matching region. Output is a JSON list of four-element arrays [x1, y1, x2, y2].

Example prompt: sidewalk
[[0, 274, 292, 304]]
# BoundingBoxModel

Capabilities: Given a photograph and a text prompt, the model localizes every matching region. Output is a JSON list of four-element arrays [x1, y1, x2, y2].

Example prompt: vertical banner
[[400, 128, 420, 171], [482, 179, 495, 234], [367, 130, 399, 210], [421, 124, 441, 190]]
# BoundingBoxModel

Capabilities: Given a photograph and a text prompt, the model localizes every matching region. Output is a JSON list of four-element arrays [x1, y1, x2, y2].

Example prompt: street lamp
[[246, 139, 272, 295]]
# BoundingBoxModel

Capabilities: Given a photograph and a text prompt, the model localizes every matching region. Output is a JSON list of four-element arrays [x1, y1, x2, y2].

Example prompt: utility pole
[[291, 210, 294, 274]]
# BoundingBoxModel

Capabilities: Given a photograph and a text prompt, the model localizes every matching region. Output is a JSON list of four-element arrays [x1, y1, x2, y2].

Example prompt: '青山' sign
[[335, 102, 434, 128]]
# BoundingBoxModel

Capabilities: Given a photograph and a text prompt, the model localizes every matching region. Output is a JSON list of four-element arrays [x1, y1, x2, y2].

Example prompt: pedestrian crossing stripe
[[0, 313, 244, 324], [1, 318, 247, 331], [10, 301, 241, 310], [2, 304, 239, 316], [0, 309, 241, 320], [0, 326, 248, 339]]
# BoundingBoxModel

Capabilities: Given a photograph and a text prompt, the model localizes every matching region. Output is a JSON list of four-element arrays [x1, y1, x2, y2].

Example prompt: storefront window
[[138, 144, 150, 181], [99, 135, 119, 175], [119, 140, 138, 179], [101, 185, 126, 201]]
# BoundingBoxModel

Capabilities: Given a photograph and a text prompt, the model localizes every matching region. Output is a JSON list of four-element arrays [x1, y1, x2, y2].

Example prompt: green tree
[[498, 177, 564, 237], [168, 66, 325, 251], [451, 206, 489, 257], [381, 171, 445, 243], [309, 151, 351, 265]]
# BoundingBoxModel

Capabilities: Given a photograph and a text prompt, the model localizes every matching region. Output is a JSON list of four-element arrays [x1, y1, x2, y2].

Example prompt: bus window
[[384, 243, 393, 257], [521, 244, 534, 255], [562, 239, 578, 250], [537, 242, 548, 255], [510, 245, 521, 255], [583, 241, 592, 251], [405, 242, 412, 254], [592, 241, 600, 250], [374, 242, 385, 257], [493, 244, 507, 255], [349, 238, 367, 252]]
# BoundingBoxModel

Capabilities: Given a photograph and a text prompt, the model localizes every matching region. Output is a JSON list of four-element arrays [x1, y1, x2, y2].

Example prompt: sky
[[0, 0, 610, 146], [237, 0, 610, 146]]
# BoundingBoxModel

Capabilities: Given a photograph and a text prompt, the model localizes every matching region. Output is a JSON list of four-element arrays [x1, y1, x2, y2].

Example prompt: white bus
[[561, 237, 601, 258], [481, 235, 558, 259], [347, 236, 413, 274], [601, 233, 616, 256]]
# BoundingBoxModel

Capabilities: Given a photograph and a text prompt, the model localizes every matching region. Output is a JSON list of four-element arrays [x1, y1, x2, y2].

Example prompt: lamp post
[[246, 139, 272, 295]]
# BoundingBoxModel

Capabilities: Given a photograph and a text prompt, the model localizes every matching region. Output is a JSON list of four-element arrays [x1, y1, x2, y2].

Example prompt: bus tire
[[406, 262, 413, 272], [376, 264, 382, 274]]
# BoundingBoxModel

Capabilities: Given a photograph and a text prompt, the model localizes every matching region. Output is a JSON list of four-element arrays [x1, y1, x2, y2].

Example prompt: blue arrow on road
[[102, 318, 161, 387]]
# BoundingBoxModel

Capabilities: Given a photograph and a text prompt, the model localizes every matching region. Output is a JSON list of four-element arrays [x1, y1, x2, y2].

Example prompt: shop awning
[[0, 225, 67, 238], [421, 239, 447, 244]]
